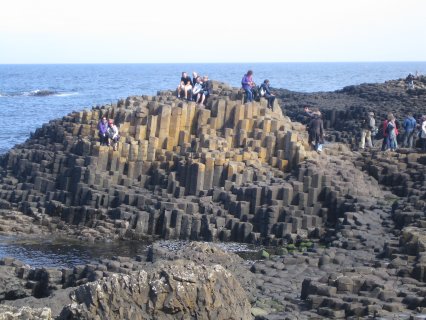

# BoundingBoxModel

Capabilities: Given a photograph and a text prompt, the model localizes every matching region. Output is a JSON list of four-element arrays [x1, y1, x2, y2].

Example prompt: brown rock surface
[[59, 260, 252, 320]]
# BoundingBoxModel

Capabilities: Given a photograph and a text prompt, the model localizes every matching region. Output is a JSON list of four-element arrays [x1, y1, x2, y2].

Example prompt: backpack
[[259, 85, 265, 97]]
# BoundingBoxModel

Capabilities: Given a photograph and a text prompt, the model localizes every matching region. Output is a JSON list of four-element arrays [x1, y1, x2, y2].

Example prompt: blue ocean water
[[0, 62, 425, 154]]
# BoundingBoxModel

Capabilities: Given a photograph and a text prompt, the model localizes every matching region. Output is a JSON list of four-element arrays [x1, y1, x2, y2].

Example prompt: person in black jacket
[[177, 72, 193, 100], [198, 75, 212, 105], [308, 110, 324, 153], [259, 79, 276, 108]]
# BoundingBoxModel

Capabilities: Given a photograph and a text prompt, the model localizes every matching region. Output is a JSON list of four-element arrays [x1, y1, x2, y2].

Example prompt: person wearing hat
[[107, 119, 120, 151], [359, 111, 376, 150]]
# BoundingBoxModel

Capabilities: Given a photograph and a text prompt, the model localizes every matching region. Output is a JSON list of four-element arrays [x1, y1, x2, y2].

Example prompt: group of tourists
[[359, 112, 426, 152], [241, 70, 276, 108], [177, 72, 212, 105], [97, 116, 120, 150]]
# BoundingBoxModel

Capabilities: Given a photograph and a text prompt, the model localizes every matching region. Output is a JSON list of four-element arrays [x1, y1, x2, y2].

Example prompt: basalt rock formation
[[0, 81, 324, 245], [1, 79, 426, 319]]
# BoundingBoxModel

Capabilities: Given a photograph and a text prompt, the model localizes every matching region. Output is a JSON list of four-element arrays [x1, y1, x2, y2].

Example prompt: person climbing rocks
[[259, 79, 276, 109], [107, 119, 120, 151], [307, 110, 324, 153], [402, 113, 417, 148], [241, 70, 256, 103], [98, 116, 109, 146], [359, 111, 375, 150]]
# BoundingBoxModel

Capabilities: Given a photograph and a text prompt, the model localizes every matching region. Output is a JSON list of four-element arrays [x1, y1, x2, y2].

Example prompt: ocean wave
[[27, 89, 58, 97], [54, 92, 78, 97], [0, 90, 78, 97]]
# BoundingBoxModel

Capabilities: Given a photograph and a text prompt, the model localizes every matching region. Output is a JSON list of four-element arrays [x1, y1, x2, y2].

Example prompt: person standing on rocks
[[241, 70, 255, 103], [359, 112, 375, 150], [386, 114, 398, 151], [420, 115, 426, 151], [98, 116, 109, 146], [307, 110, 324, 153], [402, 113, 417, 148], [177, 72, 193, 100]]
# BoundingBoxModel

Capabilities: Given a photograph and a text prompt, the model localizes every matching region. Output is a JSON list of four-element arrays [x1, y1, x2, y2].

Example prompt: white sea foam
[[54, 92, 78, 97]]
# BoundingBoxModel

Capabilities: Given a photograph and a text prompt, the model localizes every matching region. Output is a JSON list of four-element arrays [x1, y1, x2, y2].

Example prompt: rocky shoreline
[[0, 78, 425, 319]]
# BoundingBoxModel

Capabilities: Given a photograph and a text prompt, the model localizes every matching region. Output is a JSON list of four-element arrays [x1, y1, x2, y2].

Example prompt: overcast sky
[[1, 0, 425, 63]]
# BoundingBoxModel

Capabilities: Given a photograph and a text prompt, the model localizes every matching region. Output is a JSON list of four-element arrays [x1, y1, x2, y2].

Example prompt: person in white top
[[107, 119, 120, 151], [420, 115, 426, 151]]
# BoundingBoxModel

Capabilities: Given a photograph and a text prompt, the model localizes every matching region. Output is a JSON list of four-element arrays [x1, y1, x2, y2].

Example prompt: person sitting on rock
[[359, 112, 375, 150], [241, 70, 255, 103], [192, 72, 198, 86], [259, 79, 276, 109], [98, 116, 109, 146], [177, 72, 193, 100], [198, 75, 213, 105], [107, 119, 120, 151], [307, 110, 324, 153], [402, 113, 417, 148], [192, 76, 204, 103]]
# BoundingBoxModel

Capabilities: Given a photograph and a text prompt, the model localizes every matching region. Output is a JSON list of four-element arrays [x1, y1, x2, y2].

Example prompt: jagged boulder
[[401, 226, 426, 256], [59, 260, 253, 320], [0, 305, 52, 320]]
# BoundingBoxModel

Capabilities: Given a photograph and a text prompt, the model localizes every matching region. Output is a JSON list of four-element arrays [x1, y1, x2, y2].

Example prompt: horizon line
[[1, 60, 426, 66]]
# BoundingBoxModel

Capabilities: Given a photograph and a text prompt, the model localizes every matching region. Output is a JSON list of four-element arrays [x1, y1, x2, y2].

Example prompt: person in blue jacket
[[259, 79, 276, 108], [402, 113, 417, 148]]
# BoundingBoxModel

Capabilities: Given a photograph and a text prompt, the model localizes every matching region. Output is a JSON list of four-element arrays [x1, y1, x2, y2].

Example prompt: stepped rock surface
[[0, 78, 426, 319], [0, 81, 313, 245]]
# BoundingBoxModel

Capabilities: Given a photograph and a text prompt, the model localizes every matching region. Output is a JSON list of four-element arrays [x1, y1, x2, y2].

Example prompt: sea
[[1, 62, 425, 155]]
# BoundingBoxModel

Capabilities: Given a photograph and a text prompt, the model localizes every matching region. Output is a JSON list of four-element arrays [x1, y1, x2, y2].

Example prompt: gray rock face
[[59, 260, 253, 320], [0, 305, 51, 320]]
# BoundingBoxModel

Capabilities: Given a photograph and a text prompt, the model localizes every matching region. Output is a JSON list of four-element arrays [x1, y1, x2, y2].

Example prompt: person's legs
[[407, 131, 414, 148], [200, 93, 206, 105], [177, 84, 183, 98], [184, 85, 191, 99], [381, 136, 388, 151], [113, 137, 119, 151], [270, 96, 275, 108], [244, 89, 253, 102], [360, 130, 367, 149], [365, 130, 372, 148]]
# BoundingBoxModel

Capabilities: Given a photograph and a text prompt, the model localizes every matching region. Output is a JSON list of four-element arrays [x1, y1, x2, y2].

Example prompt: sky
[[0, 0, 425, 63]]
